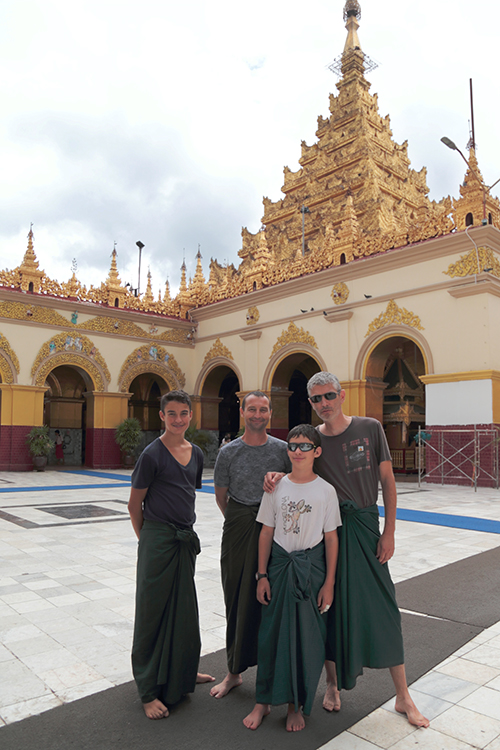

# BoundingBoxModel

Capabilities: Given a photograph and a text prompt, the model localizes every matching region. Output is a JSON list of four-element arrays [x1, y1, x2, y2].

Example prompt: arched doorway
[[269, 352, 321, 440], [44, 364, 93, 465], [200, 365, 240, 441], [365, 336, 426, 473], [128, 373, 170, 449]]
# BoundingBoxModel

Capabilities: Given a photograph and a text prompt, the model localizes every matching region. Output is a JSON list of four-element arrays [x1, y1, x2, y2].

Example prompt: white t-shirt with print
[[257, 474, 341, 553]]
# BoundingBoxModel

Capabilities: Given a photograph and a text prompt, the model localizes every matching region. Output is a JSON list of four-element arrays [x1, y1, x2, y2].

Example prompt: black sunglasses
[[287, 442, 316, 452], [309, 391, 340, 404]]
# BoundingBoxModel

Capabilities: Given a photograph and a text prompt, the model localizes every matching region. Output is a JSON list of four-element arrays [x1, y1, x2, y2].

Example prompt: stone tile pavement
[[0, 468, 499, 749]]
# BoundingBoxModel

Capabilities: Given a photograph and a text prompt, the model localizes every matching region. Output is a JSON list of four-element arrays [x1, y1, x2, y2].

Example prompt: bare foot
[[210, 672, 242, 698], [323, 682, 341, 712], [286, 704, 305, 732], [395, 696, 429, 727], [243, 703, 271, 730], [196, 672, 215, 683], [143, 699, 169, 720]]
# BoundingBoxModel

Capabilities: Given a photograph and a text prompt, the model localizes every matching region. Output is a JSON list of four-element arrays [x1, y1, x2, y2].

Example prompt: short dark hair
[[241, 390, 271, 410], [160, 390, 192, 412], [286, 423, 321, 448]]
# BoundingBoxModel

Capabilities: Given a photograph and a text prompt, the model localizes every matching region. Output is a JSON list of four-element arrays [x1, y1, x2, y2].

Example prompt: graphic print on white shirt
[[281, 496, 312, 535]]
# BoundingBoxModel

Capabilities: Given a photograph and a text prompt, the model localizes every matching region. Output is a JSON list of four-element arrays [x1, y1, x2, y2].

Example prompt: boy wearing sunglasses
[[243, 424, 341, 732]]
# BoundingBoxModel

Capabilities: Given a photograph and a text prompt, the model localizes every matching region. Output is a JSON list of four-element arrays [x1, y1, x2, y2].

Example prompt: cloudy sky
[[1, 0, 499, 296]]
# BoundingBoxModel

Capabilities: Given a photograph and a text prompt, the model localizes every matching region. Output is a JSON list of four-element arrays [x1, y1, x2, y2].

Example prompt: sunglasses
[[309, 391, 340, 403], [287, 442, 316, 452]]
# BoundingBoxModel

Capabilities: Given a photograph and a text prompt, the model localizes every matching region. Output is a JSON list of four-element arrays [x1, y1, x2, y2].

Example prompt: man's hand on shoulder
[[376, 530, 395, 565], [263, 471, 285, 493]]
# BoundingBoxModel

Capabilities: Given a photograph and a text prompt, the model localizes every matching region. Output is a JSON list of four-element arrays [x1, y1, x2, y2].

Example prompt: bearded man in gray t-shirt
[[210, 391, 290, 699]]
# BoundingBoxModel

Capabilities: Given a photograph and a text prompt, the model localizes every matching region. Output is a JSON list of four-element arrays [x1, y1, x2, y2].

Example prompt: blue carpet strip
[[378, 505, 500, 534], [1, 471, 499, 534]]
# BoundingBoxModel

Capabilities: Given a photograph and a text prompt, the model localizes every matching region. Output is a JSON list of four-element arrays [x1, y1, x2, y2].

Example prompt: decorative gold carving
[[0, 301, 72, 327], [246, 306, 260, 325], [0, 354, 14, 383], [365, 300, 424, 337], [0, 331, 20, 374], [118, 345, 186, 392], [31, 333, 110, 389], [203, 338, 234, 364], [270, 322, 318, 356], [0, 300, 191, 343], [444, 246, 500, 278], [34, 352, 106, 391], [76, 316, 191, 343], [331, 282, 349, 305]]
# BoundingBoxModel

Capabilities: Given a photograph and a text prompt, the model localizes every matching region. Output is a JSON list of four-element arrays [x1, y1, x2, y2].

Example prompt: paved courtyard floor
[[0, 468, 500, 749]]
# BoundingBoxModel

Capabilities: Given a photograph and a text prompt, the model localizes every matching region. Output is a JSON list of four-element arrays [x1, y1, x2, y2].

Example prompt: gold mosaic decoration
[[118, 345, 186, 392], [31, 332, 111, 385], [365, 300, 424, 337], [0, 301, 72, 327], [246, 306, 260, 325], [331, 282, 349, 305], [0, 331, 20, 374], [444, 246, 500, 279], [270, 322, 318, 357], [203, 338, 234, 365], [0, 301, 191, 344]]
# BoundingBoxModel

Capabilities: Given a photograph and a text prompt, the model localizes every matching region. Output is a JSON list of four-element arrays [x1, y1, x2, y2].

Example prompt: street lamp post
[[136, 241, 144, 296]]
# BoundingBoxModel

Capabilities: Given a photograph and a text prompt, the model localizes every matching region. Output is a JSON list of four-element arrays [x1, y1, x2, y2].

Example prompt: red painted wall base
[[85, 428, 122, 469], [0, 425, 34, 471]]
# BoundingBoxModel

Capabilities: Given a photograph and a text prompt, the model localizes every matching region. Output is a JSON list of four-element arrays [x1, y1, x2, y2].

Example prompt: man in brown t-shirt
[[265, 372, 429, 728]]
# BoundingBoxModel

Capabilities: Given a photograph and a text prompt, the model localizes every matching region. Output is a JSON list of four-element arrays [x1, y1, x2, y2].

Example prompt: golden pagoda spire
[[18, 224, 44, 293], [163, 278, 171, 303], [143, 267, 154, 304], [176, 259, 193, 318], [191, 246, 206, 295], [103, 245, 127, 308], [452, 147, 500, 229], [106, 246, 121, 286], [343, 0, 362, 54], [180, 260, 187, 292]]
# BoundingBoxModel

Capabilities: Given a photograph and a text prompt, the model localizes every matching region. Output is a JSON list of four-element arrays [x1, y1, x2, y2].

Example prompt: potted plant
[[26, 426, 55, 471], [115, 417, 142, 467]]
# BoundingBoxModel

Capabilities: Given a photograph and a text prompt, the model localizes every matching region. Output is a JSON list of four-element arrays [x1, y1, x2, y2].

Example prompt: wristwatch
[[255, 572, 268, 581]]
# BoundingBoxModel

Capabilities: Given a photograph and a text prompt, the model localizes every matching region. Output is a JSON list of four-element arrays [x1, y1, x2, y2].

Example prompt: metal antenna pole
[[470, 78, 476, 151]]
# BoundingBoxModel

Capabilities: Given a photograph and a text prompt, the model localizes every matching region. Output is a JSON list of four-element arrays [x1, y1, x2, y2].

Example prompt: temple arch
[[195, 358, 242, 439], [263, 344, 326, 439]]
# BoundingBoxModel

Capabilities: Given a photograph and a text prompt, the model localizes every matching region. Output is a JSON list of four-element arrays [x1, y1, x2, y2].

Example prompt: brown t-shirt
[[314, 416, 391, 508]]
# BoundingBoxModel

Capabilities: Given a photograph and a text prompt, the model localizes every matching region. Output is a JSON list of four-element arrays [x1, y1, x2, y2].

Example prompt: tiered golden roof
[[0, 0, 498, 318]]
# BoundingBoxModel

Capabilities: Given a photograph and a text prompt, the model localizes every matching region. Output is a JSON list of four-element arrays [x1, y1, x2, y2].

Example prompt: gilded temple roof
[[1, 0, 498, 318]]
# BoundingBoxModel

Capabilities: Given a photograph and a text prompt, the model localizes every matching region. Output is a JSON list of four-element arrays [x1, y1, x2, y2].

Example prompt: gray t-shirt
[[314, 416, 391, 508], [131, 438, 203, 527], [214, 435, 291, 506]]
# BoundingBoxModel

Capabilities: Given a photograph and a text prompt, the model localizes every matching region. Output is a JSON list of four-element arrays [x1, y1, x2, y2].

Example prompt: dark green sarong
[[221, 499, 261, 674], [256, 541, 327, 715], [132, 520, 201, 705], [326, 501, 404, 690]]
